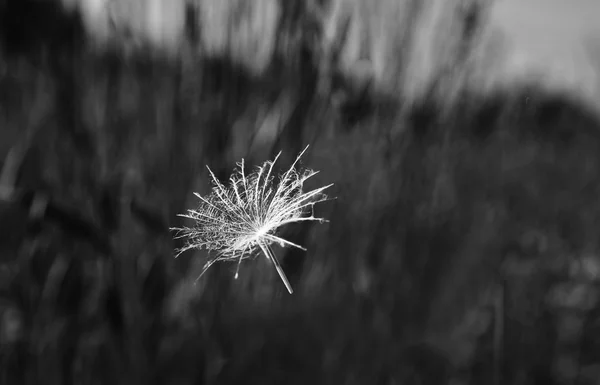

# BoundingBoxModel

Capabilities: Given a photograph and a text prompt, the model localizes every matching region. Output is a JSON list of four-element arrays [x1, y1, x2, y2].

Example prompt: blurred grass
[[1, 26, 600, 385]]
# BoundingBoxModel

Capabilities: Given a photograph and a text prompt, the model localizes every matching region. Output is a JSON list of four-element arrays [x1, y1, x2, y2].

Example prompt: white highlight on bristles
[[171, 145, 334, 294]]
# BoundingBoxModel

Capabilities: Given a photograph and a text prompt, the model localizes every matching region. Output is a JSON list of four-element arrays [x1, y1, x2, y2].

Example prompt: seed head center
[[255, 223, 270, 238]]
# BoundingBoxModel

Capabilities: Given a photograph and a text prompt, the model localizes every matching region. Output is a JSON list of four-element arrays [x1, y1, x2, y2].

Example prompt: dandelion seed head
[[171, 145, 334, 293]]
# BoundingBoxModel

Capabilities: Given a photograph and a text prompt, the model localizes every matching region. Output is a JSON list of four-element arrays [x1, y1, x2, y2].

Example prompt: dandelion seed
[[171, 145, 334, 294]]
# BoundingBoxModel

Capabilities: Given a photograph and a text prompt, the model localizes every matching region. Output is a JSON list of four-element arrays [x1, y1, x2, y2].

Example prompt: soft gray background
[[491, 0, 600, 100]]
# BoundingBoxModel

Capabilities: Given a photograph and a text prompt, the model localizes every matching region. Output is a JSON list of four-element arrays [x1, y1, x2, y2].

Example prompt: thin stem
[[258, 242, 293, 294]]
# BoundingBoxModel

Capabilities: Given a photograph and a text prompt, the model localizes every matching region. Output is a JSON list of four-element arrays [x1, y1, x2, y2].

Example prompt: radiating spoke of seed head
[[170, 145, 334, 294]]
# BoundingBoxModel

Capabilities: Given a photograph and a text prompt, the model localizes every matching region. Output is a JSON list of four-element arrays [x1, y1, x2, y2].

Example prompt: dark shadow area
[[2, 2, 600, 385]]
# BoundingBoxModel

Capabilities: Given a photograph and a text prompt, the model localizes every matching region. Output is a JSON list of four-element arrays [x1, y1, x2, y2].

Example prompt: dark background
[[1, 1, 599, 384]]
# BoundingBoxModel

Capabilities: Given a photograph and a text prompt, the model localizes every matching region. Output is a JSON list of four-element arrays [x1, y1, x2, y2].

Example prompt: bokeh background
[[1, 1, 600, 384]]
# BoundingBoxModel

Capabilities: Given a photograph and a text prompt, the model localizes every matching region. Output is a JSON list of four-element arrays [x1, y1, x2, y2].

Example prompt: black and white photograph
[[1, 0, 600, 384]]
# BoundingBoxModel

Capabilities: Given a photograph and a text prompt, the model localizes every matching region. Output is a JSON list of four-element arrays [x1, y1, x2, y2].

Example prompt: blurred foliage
[[1, 1, 600, 385]]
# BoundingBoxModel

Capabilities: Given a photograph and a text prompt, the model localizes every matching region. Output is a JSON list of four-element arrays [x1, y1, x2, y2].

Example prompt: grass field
[[2, 6, 600, 385]]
